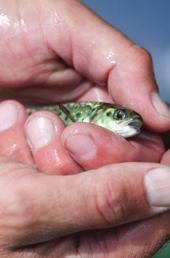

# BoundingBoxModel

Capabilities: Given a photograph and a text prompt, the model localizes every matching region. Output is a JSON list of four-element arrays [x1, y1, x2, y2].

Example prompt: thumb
[[1, 158, 169, 248], [45, 0, 170, 131], [144, 164, 170, 207]]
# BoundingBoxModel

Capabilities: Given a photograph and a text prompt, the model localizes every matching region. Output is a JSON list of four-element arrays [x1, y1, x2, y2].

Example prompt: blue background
[[82, 1, 170, 257]]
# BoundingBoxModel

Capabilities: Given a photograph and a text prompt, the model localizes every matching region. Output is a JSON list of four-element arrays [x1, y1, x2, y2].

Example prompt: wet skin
[[0, 0, 169, 257]]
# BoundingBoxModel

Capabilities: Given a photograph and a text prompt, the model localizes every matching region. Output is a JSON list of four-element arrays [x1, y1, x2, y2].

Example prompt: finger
[[61, 123, 164, 170], [80, 212, 170, 258], [145, 163, 170, 207], [25, 111, 81, 174], [0, 100, 33, 165], [2, 160, 170, 248], [161, 149, 170, 166], [116, 211, 170, 258], [24, 109, 164, 173], [45, 0, 170, 131], [78, 85, 114, 103]]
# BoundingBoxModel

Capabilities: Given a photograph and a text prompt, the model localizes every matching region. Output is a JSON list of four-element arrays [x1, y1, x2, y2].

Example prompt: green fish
[[27, 102, 143, 138]]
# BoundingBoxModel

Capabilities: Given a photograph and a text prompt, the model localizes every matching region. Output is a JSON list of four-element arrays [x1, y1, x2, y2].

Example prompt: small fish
[[27, 102, 143, 138]]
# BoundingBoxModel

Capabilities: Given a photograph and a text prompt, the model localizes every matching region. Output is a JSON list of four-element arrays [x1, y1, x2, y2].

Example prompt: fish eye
[[114, 109, 126, 120]]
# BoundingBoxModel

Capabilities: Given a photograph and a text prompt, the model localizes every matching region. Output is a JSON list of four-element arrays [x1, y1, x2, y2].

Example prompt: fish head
[[97, 107, 143, 138]]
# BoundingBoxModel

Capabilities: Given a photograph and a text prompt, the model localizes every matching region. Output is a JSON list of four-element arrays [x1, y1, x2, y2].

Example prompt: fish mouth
[[128, 119, 143, 131], [115, 119, 143, 138]]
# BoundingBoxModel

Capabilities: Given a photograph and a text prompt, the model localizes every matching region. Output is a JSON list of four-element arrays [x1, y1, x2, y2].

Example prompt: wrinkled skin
[[0, 100, 169, 258], [0, 0, 169, 258]]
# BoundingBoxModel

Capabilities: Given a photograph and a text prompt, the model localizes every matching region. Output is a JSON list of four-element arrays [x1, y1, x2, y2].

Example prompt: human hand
[[0, 100, 168, 258], [1, 159, 170, 258], [0, 0, 170, 132], [0, 0, 169, 257]]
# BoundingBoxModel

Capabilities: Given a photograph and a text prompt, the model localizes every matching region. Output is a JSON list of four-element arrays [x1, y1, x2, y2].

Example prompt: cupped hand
[[0, 0, 169, 132], [0, 0, 169, 257], [0, 99, 168, 258], [0, 157, 170, 258]]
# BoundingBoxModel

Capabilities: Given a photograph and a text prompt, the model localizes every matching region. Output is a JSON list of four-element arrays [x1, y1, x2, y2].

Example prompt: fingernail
[[144, 167, 170, 207], [64, 134, 97, 160], [0, 102, 18, 131], [26, 116, 54, 149], [151, 92, 170, 118]]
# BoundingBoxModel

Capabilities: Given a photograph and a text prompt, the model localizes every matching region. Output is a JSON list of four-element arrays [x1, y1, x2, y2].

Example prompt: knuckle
[[132, 45, 153, 67], [94, 176, 130, 226], [0, 174, 36, 242], [2, 187, 31, 228], [13, 181, 36, 230]]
